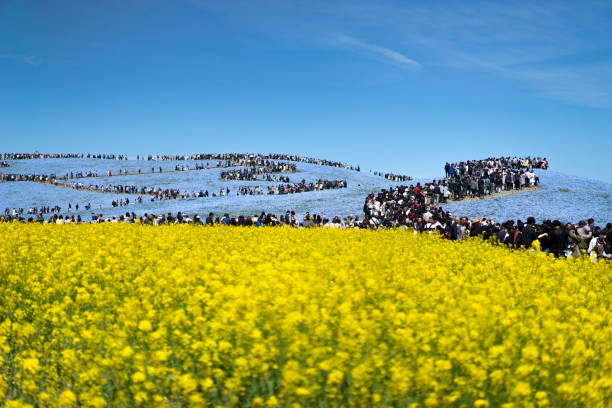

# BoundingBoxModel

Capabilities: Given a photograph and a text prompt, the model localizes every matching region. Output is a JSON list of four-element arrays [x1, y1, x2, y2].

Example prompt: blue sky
[[1, 0, 611, 181]]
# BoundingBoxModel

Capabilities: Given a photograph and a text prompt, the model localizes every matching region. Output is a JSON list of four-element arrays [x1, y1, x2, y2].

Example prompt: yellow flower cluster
[[1, 224, 611, 407]]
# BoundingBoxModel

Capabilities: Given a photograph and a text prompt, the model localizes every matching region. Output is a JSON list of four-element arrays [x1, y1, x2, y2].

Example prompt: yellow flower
[[424, 394, 438, 407], [39, 393, 51, 403], [535, 391, 549, 407], [178, 373, 197, 394], [201, 377, 214, 390], [327, 369, 344, 385], [1, 224, 610, 406], [267, 396, 279, 407], [5, 402, 34, 408], [153, 349, 169, 362], [86, 396, 107, 408], [22, 358, 40, 373], [138, 320, 153, 332], [522, 344, 539, 361], [132, 371, 146, 382], [435, 359, 452, 371], [189, 393, 206, 406], [120, 346, 134, 358], [58, 389, 77, 406], [513, 381, 532, 397], [134, 391, 148, 404]]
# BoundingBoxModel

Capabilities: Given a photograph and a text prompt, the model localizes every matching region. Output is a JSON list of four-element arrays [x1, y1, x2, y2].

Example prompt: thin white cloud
[[0, 54, 41, 65], [182, 0, 610, 107], [333, 35, 421, 70], [326, 2, 612, 107], [513, 64, 612, 108]]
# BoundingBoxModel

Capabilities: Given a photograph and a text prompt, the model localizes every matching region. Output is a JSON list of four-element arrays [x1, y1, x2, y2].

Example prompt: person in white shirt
[[424, 217, 442, 234]]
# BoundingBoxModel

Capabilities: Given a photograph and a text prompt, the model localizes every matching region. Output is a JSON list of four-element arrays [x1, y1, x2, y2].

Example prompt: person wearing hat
[[568, 224, 590, 258], [576, 220, 592, 240], [469, 218, 483, 237]]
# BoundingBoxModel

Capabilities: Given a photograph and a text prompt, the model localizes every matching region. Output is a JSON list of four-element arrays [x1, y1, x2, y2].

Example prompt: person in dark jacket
[[521, 217, 538, 248], [549, 220, 569, 257], [496, 223, 510, 246], [447, 217, 460, 241], [469, 219, 483, 237]]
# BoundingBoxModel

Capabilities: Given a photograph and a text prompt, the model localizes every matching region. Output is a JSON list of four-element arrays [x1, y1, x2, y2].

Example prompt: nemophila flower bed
[[1, 224, 611, 407]]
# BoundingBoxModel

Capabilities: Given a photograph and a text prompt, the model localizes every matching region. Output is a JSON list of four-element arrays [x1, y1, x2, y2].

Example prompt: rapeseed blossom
[[0, 223, 611, 407]]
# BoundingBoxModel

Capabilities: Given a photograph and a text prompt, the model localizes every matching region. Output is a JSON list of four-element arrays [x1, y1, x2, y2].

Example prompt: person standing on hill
[[513, 222, 523, 247], [469, 218, 483, 237], [303, 213, 315, 228], [521, 217, 538, 248], [587, 218, 596, 236], [205, 212, 214, 226], [568, 225, 590, 258], [550, 220, 569, 258], [576, 220, 592, 240], [447, 217, 460, 241]]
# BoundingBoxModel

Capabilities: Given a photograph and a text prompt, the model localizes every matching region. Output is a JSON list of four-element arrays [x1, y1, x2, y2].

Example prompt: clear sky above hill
[[1, 0, 611, 181]]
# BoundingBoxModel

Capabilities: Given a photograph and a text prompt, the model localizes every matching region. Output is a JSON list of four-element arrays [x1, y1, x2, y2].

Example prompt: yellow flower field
[[1, 224, 611, 407]]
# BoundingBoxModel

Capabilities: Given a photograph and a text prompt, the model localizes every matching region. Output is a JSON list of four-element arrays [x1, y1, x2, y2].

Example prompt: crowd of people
[[271, 179, 347, 194], [0, 161, 9, 167], [439, 156, 544, 201], [2, 150, 359, 168], [361, 182, 609, 259], [4, 203, 93, 218], [3, 204, 608, 260], [1, 152, 126, 160], [260, 175, 290, 182], [263, 153, 359, 171], [145, 153, 361, 171], [445, 156, 547, 177], [1, 208, 363, 229], [50, 176, 347, 198], [2, 153, 81, 160], [0, 164, 231, 184], [3, 152, 610, 260], [84, 153, 127, 160], [372, 171, 413, 182], [59, 181, 190, 199], [0, 158, 306, 186], [0, 173, 56, 182], [219, 162, 297, 181], [0, 162, 287, 186]]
